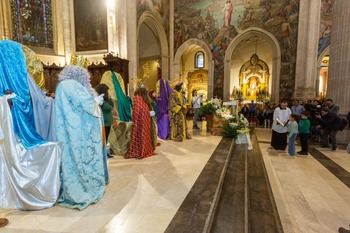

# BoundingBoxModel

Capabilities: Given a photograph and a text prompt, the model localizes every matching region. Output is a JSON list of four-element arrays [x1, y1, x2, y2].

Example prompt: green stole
[[111, 71, 132, 122]]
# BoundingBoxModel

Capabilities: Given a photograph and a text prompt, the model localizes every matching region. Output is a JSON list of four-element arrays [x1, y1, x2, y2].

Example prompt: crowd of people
[[240, 98, 347, 156], [243, 98, 348, 233], [0, 40, 193, 216], [240, 98, 349, 233]]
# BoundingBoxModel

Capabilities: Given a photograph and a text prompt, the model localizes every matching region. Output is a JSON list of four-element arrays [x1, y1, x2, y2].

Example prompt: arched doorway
[[238, 54, 270, 103], [137, 12, 168, 91], [173, 38, 214, 99], [224, 27, 281, 103]]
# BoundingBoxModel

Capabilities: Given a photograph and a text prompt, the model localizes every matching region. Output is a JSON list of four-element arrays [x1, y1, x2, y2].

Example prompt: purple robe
[[156, 79, 172, 139]]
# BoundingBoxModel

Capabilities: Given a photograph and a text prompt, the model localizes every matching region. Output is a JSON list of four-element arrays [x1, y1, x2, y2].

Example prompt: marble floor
[[1, 123, 350, 233], [256, 128, 350, 233]]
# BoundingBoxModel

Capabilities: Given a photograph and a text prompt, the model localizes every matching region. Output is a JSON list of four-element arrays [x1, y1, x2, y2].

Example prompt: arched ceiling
[[182, 44, 202, 56], [138, 22, 160, 58]]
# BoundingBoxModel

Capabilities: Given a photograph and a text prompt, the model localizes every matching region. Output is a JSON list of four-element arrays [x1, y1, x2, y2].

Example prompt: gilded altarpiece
[[239, 54, 269, 101], [187, 70, 208, 104]]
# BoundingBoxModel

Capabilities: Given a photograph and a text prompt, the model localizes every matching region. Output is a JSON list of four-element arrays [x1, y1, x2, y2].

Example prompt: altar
[[222, 100, 238, 115], [236, 129, 253, 150]]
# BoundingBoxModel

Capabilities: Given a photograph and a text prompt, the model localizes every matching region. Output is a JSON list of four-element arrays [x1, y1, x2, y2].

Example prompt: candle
[[127, 83, 130, 96]]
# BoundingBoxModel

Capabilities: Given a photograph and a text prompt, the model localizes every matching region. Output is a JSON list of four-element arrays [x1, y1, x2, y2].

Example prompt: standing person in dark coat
[[325, 98, 339, 115], [315, 108, 341, 150], [240, 104, 249, 118]]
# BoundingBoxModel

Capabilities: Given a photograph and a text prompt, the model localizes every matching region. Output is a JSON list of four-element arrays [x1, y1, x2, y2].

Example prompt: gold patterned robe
[[168, 90, 191, 142]]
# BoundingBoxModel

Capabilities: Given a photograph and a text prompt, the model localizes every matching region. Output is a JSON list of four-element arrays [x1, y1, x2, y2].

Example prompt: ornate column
[[107, 0, 117, 54], [169, 0, 174, 80], [62, 0, 72, 63], [294, 0, 321, 100], [117, 0, 128, 58], [0, 1, 11, 40], [327, 0, 350, 115], [126, 0, 138, 95], [52, 0, 65, 55]]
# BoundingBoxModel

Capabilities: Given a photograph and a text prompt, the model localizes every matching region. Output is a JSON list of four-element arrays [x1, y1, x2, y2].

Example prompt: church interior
[[1, 0, 350, 232]]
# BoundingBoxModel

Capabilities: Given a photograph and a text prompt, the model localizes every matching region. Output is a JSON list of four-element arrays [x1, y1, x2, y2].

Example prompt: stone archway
[[138, 12, 169, 79], [224, 27, 281, 103], [173, 38, 214, 98]]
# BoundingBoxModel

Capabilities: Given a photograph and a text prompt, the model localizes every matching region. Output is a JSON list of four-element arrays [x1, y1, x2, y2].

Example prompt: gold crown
[[69, 55, 89, 69]]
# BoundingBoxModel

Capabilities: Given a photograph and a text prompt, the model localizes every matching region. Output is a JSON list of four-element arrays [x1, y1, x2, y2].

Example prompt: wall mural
[[318, 0, 334, 57], [137, 0, 170, 37], [10, 0, 53, 48], [174, 0, 300, 101]]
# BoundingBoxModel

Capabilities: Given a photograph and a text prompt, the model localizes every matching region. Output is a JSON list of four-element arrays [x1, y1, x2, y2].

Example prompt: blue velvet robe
[[0, 40, 62, 210]]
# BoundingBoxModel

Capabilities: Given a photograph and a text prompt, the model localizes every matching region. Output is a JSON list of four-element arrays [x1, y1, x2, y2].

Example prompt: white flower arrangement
[[199, 100, 219, 115], [238, 114, 250, 129], [229, 122, 238, 128], [216, 107, 234, 120], [221, 111, 250, 138]]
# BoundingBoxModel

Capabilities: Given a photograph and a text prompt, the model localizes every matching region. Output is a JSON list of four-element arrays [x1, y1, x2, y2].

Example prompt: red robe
[[125, 95, 156, 159]]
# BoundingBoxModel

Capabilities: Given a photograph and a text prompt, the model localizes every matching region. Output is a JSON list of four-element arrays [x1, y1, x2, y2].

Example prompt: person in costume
[[22, 45, 46, 90], [21, 45, 57, 141], [149, 89, 160, 148], [26, 65, 57, 142], [0, 42, 46, 149], [125, 87, 156, 159], [100, 68, 132, 122], [0, 40, 62, 210], [155, 68, 172, 139], [169, 82, 191, 142], [149, 89, 158, 114], [100, 66, 133, 156], [55, 65, 108, 210]]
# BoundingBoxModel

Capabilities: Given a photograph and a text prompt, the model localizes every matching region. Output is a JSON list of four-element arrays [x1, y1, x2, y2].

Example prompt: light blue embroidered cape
[[55, 79, 107, 210]]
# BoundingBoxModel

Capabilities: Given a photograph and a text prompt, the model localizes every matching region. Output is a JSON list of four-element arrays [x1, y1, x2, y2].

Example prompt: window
[[11, 0, 53, 48], [195, 52, 204, 68]]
